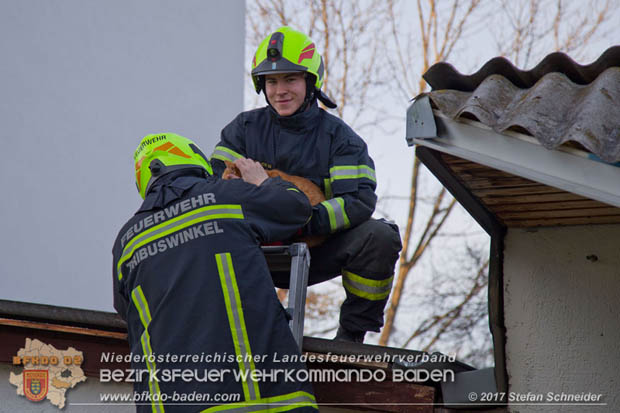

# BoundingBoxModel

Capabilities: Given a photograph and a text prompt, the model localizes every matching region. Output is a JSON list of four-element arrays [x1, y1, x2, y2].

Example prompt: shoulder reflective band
[[117, 204, 244, 280], [286, 187, 300, 193], [210, 145, 245, 163], [342, 270, 393, 301], [329, 165, 376, 183], [202, 390, 317, 412], [131, 286, 164, 413], [320, 198, 350, 233], [215, 253, 261, 402]]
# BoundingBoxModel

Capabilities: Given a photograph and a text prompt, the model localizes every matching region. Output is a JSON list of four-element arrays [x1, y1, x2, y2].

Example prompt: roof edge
[[423, 45, 620, 91], [0, 299, 126, 331]]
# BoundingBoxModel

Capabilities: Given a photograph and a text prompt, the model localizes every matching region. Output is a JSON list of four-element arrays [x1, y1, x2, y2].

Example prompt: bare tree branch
[[380, 0, 483, 347], [246, 0, 618, 365]]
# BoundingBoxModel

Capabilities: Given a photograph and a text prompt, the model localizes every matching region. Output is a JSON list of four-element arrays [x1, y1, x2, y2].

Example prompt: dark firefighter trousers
[[271, 218, 402, 334]]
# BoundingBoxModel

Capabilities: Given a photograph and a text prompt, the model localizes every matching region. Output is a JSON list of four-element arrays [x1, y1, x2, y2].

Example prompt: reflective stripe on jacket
[[210, 103, 377, 236], [112, 174, 317, 412]]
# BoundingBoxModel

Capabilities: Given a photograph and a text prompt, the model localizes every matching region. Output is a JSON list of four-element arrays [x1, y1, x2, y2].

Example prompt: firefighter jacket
[[210, 103, 377, 236], [113, 172, 317, 412]]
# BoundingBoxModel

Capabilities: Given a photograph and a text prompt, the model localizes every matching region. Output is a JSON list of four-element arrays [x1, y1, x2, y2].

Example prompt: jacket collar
[[137, 170, 210, 213]]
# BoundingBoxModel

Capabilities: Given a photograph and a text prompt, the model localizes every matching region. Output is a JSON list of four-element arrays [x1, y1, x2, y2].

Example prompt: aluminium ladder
[[261, 243, 310, 350]]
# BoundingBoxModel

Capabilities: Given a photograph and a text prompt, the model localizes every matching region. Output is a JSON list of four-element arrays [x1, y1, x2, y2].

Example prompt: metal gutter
[[407, 96, 620, 208]]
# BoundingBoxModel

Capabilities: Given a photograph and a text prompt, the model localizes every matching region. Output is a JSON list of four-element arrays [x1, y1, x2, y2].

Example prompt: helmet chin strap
[[293, 77, 318, 114]]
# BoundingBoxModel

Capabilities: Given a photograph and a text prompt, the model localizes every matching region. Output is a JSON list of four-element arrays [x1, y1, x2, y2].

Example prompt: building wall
[[503, 225, 620, 412], [0, 0, 245, 311]]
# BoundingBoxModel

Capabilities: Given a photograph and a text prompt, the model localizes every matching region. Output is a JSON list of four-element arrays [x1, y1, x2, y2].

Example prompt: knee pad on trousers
[[349, 219, 402, 276]]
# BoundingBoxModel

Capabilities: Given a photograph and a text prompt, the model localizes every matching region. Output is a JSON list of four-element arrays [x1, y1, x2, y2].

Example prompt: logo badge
[[24, 370, 48, 402], [298, 43, 315, 63]]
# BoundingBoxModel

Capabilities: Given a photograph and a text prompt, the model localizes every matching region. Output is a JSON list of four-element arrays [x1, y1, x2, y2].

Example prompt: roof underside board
[[438, 152, 620, 227], [413, 113, 620, 209]]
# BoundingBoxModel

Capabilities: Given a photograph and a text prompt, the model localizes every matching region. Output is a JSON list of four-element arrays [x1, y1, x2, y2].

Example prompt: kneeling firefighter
[[210, 26, 403, 343], [113, 133, 317, 412]]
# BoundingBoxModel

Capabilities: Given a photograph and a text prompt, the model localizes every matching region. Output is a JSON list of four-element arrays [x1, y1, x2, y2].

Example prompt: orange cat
[[223, 160, 326, 247]]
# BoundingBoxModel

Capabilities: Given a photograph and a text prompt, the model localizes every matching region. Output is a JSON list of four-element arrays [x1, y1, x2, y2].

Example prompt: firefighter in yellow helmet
[[211, 27, 402, 343], [250, 26, 336, 113], [113, 133, 317, 412]]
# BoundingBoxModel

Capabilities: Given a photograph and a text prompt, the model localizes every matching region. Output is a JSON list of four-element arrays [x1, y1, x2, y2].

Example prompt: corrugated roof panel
[[425, 67, 620, 163], [424, 46, 620, 91]]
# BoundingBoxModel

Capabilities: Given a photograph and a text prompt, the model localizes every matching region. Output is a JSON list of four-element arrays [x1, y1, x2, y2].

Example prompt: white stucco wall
[[503, 225, 620, 412]]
